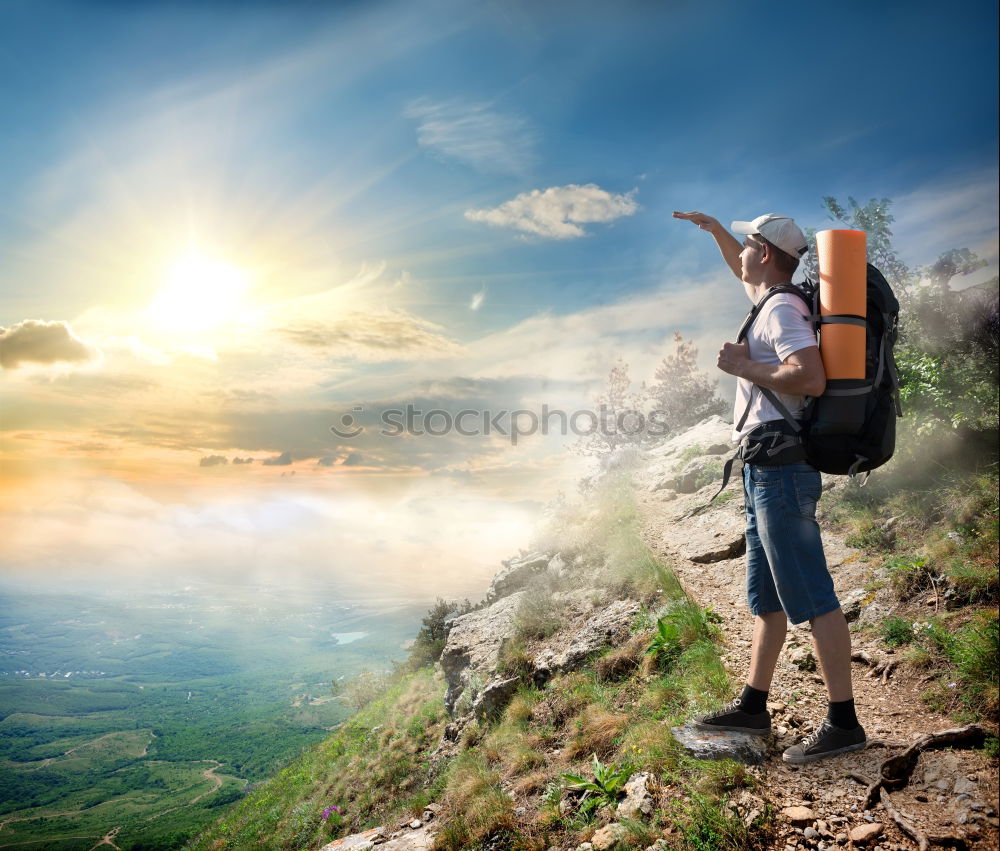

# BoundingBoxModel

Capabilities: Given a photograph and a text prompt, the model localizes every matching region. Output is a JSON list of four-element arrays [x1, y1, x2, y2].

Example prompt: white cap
[[731, 213, 808, 258]]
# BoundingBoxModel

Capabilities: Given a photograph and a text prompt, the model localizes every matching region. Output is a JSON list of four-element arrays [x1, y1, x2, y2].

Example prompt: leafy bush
[[559, 753, 634, 820], [880, 616, 915, 647], [404, 597, 474, 670], [646, 599, 723, 669]]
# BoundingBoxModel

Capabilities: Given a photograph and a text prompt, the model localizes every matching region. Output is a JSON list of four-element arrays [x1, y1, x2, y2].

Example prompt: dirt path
[[189, 760, 224, 805], [634, 472, 999, 851], [87, 826, 121, 850]]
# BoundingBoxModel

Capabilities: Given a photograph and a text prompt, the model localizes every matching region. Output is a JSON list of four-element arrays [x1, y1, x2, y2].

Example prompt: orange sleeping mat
[[816, 229, 867, 379]]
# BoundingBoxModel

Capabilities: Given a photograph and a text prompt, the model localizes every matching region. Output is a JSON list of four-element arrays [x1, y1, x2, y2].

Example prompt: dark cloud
[[199, 455, 228, 467], [232, 457, 254, 465], [341, 452, 364, 466], [0, 319, 98, 369], [317, 456, 337, 466], [262, 451, 294, 466]]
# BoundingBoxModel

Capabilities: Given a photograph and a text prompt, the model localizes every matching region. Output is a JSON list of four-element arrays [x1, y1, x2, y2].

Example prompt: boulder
[[439, 591, 526, 714], [590, 822, 627, 850], [671, 509, 746, 564], [533, 599, 642, 681], [671, 724, 767, 765], [616, 772, 655, 820], [472, 676, 521, 721], [319, 827, 385, 850], [669, 459, 723, 494], [487, 553, 553, 602]]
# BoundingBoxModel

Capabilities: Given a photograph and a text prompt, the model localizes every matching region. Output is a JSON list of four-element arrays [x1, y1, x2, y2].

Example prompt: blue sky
[[0, 0, 997, 600]]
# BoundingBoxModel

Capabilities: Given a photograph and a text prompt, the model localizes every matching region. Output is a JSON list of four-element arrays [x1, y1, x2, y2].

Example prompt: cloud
[[199, 455, 228, 467], [262, 451, 294, 466], [893, 168, 1000, 273], [232, 457, 254, 465], [465, 184, 639, 239], [470, 286, 487, 311], [276, 310, 463, 360], [0, 320, 99, 369], [341, 452, 364, 466], [405, 97, 537, 175]]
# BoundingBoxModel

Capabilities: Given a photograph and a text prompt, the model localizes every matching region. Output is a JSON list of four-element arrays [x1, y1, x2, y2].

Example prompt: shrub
[[880, 616, 916, 647], [885, 555, 934, 600], [512, 586, 562, 641], [646, 599, 723, 669]]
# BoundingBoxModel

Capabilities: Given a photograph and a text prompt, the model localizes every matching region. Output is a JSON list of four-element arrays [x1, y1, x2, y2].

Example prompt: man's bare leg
[[747, 610, 787, 692], [810, 607, 854, 702]]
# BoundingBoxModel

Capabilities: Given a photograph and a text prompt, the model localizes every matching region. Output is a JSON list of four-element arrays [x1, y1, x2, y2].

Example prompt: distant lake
[[331, 631, 368, 644]]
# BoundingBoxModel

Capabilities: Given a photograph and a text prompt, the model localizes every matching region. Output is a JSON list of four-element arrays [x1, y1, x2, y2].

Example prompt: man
[[672, 210, 866, 764]]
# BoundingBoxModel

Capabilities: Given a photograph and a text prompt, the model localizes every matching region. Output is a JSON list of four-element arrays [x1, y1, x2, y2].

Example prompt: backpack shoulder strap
[[735, 285, 808, 343], [734, 285, 811, 433]]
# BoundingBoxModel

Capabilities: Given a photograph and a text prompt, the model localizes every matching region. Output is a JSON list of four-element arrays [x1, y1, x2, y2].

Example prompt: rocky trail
[[634, 417, 999, 851]]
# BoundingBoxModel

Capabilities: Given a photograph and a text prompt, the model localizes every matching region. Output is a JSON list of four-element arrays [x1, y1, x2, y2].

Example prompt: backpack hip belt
[[739, 420, 808, 467]]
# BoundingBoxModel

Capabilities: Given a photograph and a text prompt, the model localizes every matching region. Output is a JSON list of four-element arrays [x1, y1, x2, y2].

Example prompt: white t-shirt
[[732, 290, 819, 443]]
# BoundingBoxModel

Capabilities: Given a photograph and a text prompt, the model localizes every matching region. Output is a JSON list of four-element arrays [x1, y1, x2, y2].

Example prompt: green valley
[[0, 582, 424, 849]]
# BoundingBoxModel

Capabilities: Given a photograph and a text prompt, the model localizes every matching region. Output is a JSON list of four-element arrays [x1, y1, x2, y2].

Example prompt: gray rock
[[487, 553, 552, 602], [600, 446, 647, 473], [319, 827, 385, 850], [673, 508, 746, 564], [953, 776, 976, 795], [533, 599, 641, 681], [640, 416, 733, 486], [671, 458, 723, 494], [440, 591, 526, 714], [840, 588, 866, 622], [671, 723, 767, 765], [803, 827, 819, 839], [548, 554, 567, 578], [788, 646, 818, 672], [590, 823, 627, 851], [472, 676, 521, 721], [616, 772, 655, 820]]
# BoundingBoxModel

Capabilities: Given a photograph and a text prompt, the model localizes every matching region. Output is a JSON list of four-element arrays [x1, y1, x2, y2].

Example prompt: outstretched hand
[[672, 211, 721, 231]]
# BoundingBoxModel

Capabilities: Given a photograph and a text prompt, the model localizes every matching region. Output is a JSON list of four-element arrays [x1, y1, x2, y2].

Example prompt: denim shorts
[[743, 461, 840, 625]]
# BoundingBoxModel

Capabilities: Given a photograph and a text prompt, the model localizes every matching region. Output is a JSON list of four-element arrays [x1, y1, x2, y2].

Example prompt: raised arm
[[672, 211, 744, 280]]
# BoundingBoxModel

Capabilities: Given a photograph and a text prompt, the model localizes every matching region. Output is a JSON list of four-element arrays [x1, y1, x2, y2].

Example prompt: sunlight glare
[[148, 251, 249, 334]]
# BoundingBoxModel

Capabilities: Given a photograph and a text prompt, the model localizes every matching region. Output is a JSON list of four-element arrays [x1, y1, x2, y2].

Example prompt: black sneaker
[[782, 720, 866, 764], [693, 697, 771, 736]]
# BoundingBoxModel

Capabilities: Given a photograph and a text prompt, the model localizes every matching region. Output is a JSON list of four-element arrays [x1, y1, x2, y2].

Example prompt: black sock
[[827, 698, 859, 729], [738, 684, 768, 714]]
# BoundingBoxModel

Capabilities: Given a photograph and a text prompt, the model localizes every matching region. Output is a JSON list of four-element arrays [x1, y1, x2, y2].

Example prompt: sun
[[147, 250, 250, 335]]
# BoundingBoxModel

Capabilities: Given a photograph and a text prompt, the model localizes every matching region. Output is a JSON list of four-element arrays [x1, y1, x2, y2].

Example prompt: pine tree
[[644, 332, 726, 435]]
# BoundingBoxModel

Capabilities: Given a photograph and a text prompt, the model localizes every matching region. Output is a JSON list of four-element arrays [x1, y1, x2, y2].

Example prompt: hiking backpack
[[735, 263, 903, 478]]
